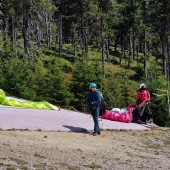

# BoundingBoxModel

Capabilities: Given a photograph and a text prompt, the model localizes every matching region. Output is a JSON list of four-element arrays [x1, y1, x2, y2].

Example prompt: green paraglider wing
[[0, 89, 6, 103], [0, 89, 54, 110]]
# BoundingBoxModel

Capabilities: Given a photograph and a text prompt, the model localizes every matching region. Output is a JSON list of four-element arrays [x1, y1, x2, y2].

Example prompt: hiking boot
[[147, 118, 153, 124], [92, 131, 101, 136], [137, 120, 143, 124], [92, 132, 97, 136]]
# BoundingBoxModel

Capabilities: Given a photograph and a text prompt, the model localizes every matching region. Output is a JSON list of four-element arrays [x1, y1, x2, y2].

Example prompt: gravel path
[[1, 98, 169, 169], [0, 129, 169, 170]]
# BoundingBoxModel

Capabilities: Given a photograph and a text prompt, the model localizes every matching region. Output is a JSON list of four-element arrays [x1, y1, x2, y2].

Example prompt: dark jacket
[[87, 89, 102, 108]]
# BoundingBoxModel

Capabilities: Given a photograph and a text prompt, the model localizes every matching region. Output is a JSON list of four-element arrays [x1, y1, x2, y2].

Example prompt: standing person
[[134, 83, 152, 124], [87, 83, 102, 136]]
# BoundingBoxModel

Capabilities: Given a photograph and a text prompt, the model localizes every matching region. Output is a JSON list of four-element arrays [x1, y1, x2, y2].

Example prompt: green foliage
[[43, 53, 74, 73], [0, 58, 34, 97], [0, 34, 14, 59], [152, 97, 170, 127], [102, 74, 125, 109], [142, 60, 170, 127], [1, 0, 170, 127], [0, 57, 72, 107], [71, 61, 104, 110], [71, 59, 137, 111], [132, 67, 145, 82], [102, 71, 137, 109], [32, 57, 72, 106]]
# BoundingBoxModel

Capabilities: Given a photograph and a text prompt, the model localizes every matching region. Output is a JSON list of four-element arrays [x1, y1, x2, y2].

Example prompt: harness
[[138, 90, 149, 104]]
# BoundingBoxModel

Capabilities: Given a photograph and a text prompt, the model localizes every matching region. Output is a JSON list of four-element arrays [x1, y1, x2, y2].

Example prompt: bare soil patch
[[0, 128, 170, 170]]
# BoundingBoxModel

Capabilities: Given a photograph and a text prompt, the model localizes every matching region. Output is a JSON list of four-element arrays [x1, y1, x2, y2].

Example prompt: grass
[[4, 129, 30, 131], [83, 163, 102, 169], [20, 167, 29, 170], [144, 141, 162, 150], [9, 157, 27, 165], [34, 153, 46, 159], [33, 163, 47, 169], [59, 163, 80, 170], [61, 45, 139, 78], [6, 167, 16, 170], [76, 148, 83, 152], [164, 137, 170, 146]]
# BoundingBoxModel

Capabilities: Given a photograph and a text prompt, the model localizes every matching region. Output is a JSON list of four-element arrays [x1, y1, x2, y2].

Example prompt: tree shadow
[[63, 125, 88, 133]]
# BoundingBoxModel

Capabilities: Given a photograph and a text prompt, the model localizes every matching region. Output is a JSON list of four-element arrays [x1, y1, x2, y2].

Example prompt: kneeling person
[[134, 83, 152, 124]]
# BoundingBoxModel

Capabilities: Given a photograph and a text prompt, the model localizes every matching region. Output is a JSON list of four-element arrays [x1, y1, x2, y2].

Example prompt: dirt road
[[0, 128, 170, 170]]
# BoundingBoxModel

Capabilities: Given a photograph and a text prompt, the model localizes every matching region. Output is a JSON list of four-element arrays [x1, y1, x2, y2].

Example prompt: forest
[[0, 0, 170, 126]]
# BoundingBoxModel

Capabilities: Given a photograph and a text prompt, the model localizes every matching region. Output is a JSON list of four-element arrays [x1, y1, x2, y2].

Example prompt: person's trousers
[[134, 102, 152, 123], [92, 107, 100, 133]]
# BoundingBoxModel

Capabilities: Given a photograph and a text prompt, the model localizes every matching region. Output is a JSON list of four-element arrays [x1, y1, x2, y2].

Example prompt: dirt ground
[[0, 126, 170, 170]]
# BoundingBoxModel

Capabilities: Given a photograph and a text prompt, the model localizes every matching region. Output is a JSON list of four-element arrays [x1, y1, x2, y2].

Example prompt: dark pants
[[133, 102, 152, 123], [91, 107, 100, 133]]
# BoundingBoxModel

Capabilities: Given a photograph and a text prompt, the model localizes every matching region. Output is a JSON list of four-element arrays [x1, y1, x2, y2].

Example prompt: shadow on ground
[[63, 125, 88, 132]]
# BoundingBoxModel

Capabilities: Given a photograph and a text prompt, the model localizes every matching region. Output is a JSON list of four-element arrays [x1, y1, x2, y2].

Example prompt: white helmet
[[140, 83, 145, 89]]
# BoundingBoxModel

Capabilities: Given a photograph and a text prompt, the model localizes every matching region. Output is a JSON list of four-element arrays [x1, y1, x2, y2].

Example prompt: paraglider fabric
[[0, 89, 53, 110], [101, 104, 135, 123]]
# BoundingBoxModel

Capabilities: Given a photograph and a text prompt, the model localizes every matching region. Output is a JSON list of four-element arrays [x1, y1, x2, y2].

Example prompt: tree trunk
[[23, 5, 30, 56], [12, 22, 18, 58], [132, 28, 135, 60], [48, 16, 51, 50], [101, 15, 105, 75], [46, 13, 50, 50], [10, 17, 17, 54], [58, 13, 63, 56], [72, 24, 77, 57], [162, 38, 169, 78], [106, 38, 110, 60], [143, 30, 148, 77], [2, 16, 8, 50], [114, 39, 117, 52], [128, 35, 132, 68], [136, 42, 139, 67], [142, 0, 148, 77], [84, 28, 88, 62], [80, 15, 85, 58], [36, 23, 41, 49], [119, 33, 126, 66]]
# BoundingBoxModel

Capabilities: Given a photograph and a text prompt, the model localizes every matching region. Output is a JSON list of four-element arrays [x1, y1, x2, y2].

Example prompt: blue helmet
[[89, 83, 97, 88]]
